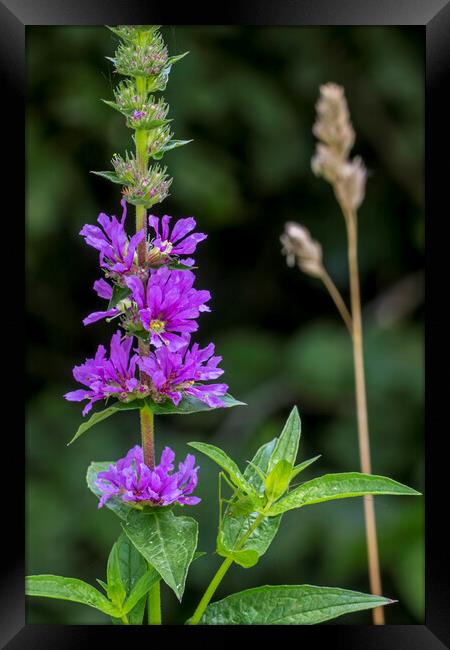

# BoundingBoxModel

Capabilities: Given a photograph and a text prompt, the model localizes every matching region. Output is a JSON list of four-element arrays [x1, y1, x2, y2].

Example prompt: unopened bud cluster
[[111, 32, 169, 77], [96, 26, 189, 208], [312, 83, 367, 213]]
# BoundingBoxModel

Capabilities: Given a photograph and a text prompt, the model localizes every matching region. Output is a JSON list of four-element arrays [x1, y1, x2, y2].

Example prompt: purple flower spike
[[138, 336, 228, 408], [64, 331, 139, 415], [95, 445, 201, 509], [80, 200, 145, 276], [125, 268, 211, 351], [148, 214, 207, 265]]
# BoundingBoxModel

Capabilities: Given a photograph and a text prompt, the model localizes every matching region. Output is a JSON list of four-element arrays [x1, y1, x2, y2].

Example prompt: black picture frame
[[4, 0, 449, 646]]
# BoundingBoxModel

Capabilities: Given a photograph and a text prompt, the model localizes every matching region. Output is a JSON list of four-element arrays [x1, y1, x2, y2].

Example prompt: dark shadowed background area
[[26, 26, 424, 625]]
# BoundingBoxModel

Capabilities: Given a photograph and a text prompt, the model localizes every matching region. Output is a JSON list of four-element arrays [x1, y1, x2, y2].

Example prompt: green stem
[[189, 512, 265, 625], [147, 577, 162, 625], [189, 556, 233, 625], [121, 613, 129, 625]]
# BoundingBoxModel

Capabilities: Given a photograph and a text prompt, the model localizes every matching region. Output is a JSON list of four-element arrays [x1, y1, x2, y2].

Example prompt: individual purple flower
[[64, 331, 140, 415], [80, 199, 145, 276], [83, 278, 121, 326], [148, 215, 207, 266], [95, 445, 201, 508], [125, 268, 211, 350], [138, 336, 228, 408]]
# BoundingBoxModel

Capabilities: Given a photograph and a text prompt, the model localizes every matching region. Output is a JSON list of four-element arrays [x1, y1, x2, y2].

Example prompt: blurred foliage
[[26, 26, 424, 624]]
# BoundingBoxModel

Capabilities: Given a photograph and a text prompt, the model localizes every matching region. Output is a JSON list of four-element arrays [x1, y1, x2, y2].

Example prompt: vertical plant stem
[[189, 556, 233, 625], [147, 577, 162, 625], [345, 209, 384, 625], [140, 405, 155, 469], [189, 513, 264, 625]]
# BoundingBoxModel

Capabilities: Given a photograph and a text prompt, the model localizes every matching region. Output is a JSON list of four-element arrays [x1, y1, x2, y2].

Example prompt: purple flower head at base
[[138, 336, 228, 408], [95, 445, 201, 509], [125, 268, 211, 351], [148, 214, 207, 266], [80, 200, 145, 276], [64, 330, 140, 415]]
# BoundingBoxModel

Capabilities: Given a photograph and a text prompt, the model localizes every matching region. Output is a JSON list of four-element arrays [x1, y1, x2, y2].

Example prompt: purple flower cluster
[[96, 445, 200, 508], [66, 202, 229, 414]]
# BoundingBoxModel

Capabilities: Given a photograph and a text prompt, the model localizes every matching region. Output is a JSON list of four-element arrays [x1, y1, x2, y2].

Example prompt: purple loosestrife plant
[[26, 26, 420, 627]]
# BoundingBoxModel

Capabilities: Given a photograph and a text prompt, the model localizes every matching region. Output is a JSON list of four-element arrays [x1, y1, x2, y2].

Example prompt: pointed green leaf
[[25, 575, 119, 616], [268, 406, 301, 473], [122, 509, 198, 601], [146, 393, 245, 415], [91, 170, 123, 184], [152, 139, 193, 161], [188, 441, 255, 495], [200, 584, 394, 624], [122, 568, 160, 615], [217, 532, 259, 568], [110, 532, 151, 624], [107, 540, 127, 607], [290, 455, 322, 480], [264, 459, 292, 501], [219, 440, 282, 563], [268, 472, 421, 516], [68, 406, 121, 445], [166, 52, 189, 65], [244, 438, 276, 492], [70, 394, 245, 444], [96, 579, 108, 592]]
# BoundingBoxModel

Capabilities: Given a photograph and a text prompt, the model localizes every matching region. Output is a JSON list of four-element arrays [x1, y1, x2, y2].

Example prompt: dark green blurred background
[[26, 26, 424, 625]]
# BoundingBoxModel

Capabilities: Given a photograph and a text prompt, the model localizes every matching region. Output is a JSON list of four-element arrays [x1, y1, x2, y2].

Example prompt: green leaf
[[200, 584, 393, 624], [188, 441, 256, 495], [108, 284, 131, 310], [91, 170, 123, 184], [122, 509, 198, 601], [68, 406, 121, 445], [166, 52, 189, 65], [146, 393, 245, 415], [122, 569, 160, 615], [217, 532, 259, 568], [107, 540, 127, 607], [71, 394, 245, 444], [268, 406, 301, 473], [219, 440, 281, 563], [290, 455, 322, 480], [264, 459, 292, 501], [110, 532, 151, 624], [268, 472, 421, 516], [96, 579, 108, 592], [152, 139, 193, 160], [244, 438, 276, 492], [86, 462, 131, 520], [25, 575, 119, 617]]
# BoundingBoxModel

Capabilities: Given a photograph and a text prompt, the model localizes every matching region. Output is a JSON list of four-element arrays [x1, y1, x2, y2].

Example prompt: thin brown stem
[[345, 207, 384, 625], [319, 268, 353, 335]]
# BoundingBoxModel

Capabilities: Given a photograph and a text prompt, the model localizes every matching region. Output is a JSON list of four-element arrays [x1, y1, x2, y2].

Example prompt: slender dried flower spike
[[312, 83, 367, 215]]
